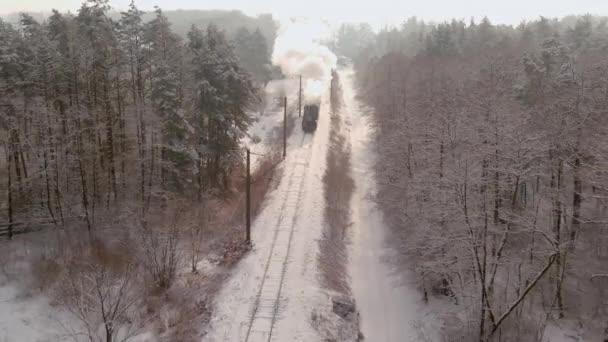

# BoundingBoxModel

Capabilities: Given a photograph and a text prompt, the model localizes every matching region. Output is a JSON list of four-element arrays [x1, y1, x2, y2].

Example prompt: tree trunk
[[42, 140, 57, 225], [571, 156, 582, 244], [553, 159, 565, 318], [46, 95, 64, 226], [494, 126, 501, 225], [6, 147, 14, 239], [19, 145, 28, 180], [104, 74, 117, 206], [10, 131, 23, 194], [76, 115, 92, 232], [115, 70, 127, 199], [145, 131, 156, 213]]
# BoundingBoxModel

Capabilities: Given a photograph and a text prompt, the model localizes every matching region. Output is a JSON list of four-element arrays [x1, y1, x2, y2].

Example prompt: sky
[[2, 0, 608, 29]]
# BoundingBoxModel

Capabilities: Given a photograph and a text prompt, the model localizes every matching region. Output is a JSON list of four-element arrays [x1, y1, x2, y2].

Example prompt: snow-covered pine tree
[[188, 24, 256, 191], [119, 0, 148, 207], [249, 28, 271, 86], [234, 26, 271, 85], [76, 0, 122, 209], [145, 8, 193, 194]]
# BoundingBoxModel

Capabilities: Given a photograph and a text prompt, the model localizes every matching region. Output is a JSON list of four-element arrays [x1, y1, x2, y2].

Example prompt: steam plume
[[271, 18, 337, 103]]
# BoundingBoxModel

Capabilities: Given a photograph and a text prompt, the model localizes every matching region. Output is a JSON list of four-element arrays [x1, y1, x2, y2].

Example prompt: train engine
[[302, 104, 320, 133]]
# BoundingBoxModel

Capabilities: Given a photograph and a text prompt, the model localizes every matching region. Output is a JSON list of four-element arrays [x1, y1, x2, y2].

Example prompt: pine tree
[[146, 8, 193, 194], [189, 24, 256, 191], [77, 0, 121, 208], [234, 27, 271, 85], [249, 28, 271, 85], [119, 0, 147, 206], [234, 26, 252, 64]]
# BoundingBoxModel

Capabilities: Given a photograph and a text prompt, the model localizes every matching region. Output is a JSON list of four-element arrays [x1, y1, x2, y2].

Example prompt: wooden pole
[[7, 149, 13, 240], [284, 96, 287, 159], [299, 75, 302, 117], [246, 149, 251, 245]]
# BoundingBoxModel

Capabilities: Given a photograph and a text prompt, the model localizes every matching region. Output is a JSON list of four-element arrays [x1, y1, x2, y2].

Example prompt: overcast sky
[[2, 0, 608, 29]]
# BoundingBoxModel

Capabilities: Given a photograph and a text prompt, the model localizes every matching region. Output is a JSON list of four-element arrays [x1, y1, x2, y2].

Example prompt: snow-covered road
[[204, 91, 331, 342], [341, 68, 440, 342]]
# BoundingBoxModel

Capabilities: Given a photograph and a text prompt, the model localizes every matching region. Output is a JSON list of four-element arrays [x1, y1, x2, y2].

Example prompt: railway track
[[242, 134, 313, 342]]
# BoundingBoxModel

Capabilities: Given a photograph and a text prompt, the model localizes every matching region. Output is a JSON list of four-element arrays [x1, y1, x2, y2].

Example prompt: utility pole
[[246, 149, 251, 245], [7, 152, 13, 240], [299, 75, 302, 117], [283, 96, 287, 159]]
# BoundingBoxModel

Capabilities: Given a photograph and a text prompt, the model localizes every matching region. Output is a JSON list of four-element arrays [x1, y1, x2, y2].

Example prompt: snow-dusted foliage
[[188, 23, 257, 191], [0, 1, 263, 340], [0, 0, 260, 225], [356, 15, 608, 342], [233, 27, 272, 85]]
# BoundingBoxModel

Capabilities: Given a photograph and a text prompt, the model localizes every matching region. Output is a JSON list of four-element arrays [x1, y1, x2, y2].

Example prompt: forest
[[3, 0, 608, 340], [0, 0, 279, 234], [346, 15, 608, 341], [0, 0, 278, 340]]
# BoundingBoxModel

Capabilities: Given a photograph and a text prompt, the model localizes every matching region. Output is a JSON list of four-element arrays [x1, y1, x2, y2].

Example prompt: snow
[[340, 67, 441, 342], [0, 283, 71, 342], [204, 87, 331, 341], [0, 281, 157, 342], [269, 89, 331, 341], [209, 67, 440, 342], [243, 109, 284, 168], [543, 321, 588, 342]]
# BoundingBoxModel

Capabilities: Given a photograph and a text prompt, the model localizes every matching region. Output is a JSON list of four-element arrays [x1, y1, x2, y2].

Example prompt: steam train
[[302, 104, 320, 133], [301, 68, 339, 133]]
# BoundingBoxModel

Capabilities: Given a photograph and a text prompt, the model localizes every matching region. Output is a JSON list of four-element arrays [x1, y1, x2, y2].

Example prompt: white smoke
[[271, 18, 337, 103]]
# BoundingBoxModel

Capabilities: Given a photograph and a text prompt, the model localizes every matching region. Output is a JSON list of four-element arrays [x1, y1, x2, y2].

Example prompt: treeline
[[234, 26, 273, 85], [137, 10, 276, 47], [1, 9, 277, 47], [2, 9, 277, 84], [353, 16, 608, 341], [0, 0, 264, 237]]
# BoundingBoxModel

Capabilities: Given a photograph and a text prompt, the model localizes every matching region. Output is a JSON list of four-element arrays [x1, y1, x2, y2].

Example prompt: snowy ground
[[204, 90, 331, 341], [0, 283, 69, 342], [543, 323, 586, 342], [0, 237, 77, 342], [340, 68, 442, 342], [0, 282, 156, 342]]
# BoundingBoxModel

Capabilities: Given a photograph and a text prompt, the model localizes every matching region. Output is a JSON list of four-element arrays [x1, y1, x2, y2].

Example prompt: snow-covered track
[[205, 105, 326, 342], [243, 139, 312, 342]]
